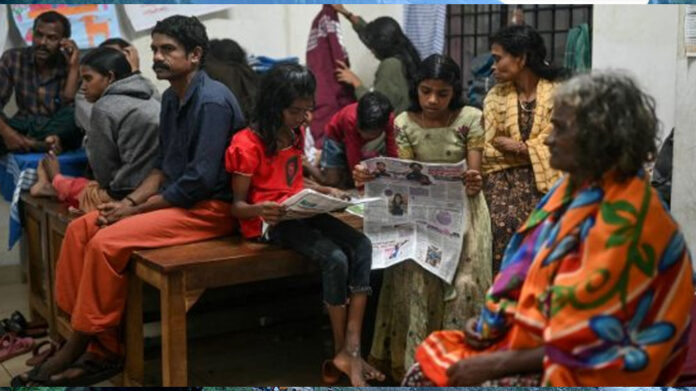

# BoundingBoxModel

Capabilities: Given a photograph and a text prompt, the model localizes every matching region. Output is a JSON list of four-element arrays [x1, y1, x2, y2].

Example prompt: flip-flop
[[50, 354, 123, 386], [11, 310, 48, 332], [321, 359, 342, 385], [26, 340, 62, 367], [3, 311, 48, 338], [22, 327, 48, 339], [11, 362, 51, 387], [0, 333, 35, 363]]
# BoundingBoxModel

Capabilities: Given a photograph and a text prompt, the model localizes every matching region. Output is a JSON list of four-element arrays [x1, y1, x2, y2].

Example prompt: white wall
[[3, 4, 403, 93], [121, 5, 402, 93], [671, 6, 696, 255], [593, 5, 696, 251], [592, 5, 680, 141]]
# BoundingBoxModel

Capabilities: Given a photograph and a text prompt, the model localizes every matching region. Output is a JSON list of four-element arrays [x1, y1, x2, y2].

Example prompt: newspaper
[[362, 157, 470, 283], [280, 189, 380, 220]]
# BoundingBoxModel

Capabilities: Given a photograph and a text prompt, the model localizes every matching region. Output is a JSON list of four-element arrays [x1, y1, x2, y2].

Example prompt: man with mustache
[[13, 15, 244, 386], [0, 11, 82, 154]]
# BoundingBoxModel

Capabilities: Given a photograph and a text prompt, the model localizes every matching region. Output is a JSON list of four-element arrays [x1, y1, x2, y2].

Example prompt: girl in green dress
[[354, 54, 493, 381]]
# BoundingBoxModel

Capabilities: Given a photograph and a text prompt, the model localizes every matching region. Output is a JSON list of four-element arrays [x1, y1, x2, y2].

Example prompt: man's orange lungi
[[54, 199, 235, 355]]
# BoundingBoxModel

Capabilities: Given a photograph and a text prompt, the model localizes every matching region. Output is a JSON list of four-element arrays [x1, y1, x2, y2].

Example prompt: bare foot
[[333, 350, 368, 386], [42, 152, 61, 182], [45, 135, 62, 154], [29, 159, 57, 198], [361, 358, 385, 381], [18, 334, 89, 386], [48, 351, 119, 384]]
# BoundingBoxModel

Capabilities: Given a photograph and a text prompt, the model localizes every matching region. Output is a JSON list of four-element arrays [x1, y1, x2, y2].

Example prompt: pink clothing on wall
[[306, 5, 355, 149]]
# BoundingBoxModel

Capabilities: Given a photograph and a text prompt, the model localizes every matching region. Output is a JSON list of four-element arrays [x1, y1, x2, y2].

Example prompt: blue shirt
[[156, 70, 244, 207]]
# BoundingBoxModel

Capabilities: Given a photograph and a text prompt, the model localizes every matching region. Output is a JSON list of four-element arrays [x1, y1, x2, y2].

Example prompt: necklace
[[518, 99, 535, 113]]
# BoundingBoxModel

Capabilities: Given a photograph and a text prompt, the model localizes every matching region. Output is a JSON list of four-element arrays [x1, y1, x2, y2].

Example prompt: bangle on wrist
[[125, 196, 137, 206]]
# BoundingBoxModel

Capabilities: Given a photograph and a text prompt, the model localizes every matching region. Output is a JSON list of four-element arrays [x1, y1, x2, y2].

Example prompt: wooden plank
[[132, 212, 362, 273], [160, 272, 188, 386], [46, 211, 70, 341], [124, 270, 144, 386], [133, 237, 302, 272], [20, 195, 57, 340], [27, 294, 50, 322], [184, 253, 318, 291], [134, 261, 163, 289], [54, 308, 72, 340], [184, 288, 205, 312]]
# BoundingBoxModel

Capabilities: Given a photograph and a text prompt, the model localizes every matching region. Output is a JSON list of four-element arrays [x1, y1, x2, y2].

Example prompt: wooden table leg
[[124, 271, 144, 386], [161, 272, 187, 386]]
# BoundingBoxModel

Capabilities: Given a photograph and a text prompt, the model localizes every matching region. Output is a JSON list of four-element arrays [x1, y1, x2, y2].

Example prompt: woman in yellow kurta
[[482, 25, 564, 274], [404, 72, 694, 387], [354, 54, 492, 381]]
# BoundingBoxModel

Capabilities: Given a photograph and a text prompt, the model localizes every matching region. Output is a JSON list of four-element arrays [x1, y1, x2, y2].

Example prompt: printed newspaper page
[[362, 157, 470, 283], [280, 189, 380, 220]]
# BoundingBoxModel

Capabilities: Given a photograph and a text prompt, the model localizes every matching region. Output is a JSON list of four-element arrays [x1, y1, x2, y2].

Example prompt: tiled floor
[[0, 283, 28, 321], [0, 282, 371, 387]]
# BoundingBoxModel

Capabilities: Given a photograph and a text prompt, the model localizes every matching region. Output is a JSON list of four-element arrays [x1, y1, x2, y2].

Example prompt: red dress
[[225, 127, 305, 238]]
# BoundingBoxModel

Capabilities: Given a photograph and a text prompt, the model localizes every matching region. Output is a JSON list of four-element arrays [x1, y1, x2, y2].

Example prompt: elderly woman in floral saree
[[403, 72, 694, 387]]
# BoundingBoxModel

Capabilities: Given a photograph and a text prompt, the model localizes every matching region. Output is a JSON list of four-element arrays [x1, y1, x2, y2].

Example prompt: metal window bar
[[446, 4, 592, 85]]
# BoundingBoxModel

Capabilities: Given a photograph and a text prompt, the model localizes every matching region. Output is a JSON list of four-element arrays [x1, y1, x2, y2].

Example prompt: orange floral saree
[[415, 172, 694, 386]]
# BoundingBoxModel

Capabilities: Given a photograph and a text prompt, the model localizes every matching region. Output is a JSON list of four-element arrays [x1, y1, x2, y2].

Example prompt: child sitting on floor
[[225, 63, 384, 387], [30, 47, 160, 212]]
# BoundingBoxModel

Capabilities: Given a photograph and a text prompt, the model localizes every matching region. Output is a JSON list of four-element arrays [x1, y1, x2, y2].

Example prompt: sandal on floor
[[6, 311, 48, 338], [26, 340, 63, 367], [10, 362, 51, 386], [0, 333, 34, 363], [11, 311, 48, 330], [321, 359, 342, 385], [50, 354, 123, 386]]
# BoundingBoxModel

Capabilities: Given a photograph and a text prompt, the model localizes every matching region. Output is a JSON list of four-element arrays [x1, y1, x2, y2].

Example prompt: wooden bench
[[19, 193, 696, 386], [21, 193, 360, 386], [20, 193, 73, 341], [122, 213, 362, 386]]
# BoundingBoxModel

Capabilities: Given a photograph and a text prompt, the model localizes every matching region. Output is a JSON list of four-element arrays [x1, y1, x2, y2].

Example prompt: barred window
[[446, 5, 593, 85]]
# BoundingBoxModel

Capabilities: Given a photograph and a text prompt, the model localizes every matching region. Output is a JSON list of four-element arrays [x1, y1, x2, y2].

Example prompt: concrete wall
[[671, 6, 696, 256], [592, 5, 680, 141], [593, 5, 696, 251]]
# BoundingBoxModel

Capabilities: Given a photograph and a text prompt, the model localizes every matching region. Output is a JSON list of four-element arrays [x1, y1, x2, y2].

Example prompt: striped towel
[[403, 4, 447, 58], [0, 150, 88, 251], [0, 154, 37, 251]]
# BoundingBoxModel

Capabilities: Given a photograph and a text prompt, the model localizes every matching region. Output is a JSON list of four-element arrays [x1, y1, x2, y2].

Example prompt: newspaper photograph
[[362, 157, 470, 283], [280, 188, 381, 220]]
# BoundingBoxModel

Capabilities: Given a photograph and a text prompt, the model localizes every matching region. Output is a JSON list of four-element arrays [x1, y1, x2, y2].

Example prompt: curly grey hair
[[554, 71, 659, 181]]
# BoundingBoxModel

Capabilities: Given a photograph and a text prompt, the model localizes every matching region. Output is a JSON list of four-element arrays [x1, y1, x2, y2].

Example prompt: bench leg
[[124, 273, 144, 386], [161, 272, 187, 386]]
